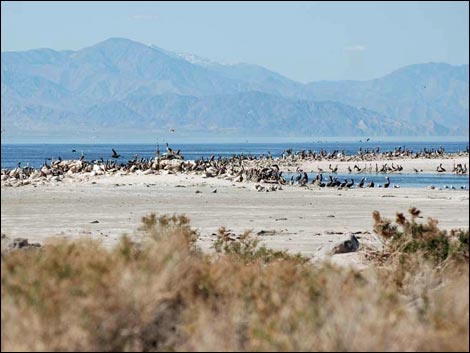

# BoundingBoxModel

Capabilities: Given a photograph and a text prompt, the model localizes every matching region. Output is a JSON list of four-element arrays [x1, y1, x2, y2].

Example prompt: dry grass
[[372, 207, 468, 264], [1, 212, 469, 352], [370, 208, 469, 291]]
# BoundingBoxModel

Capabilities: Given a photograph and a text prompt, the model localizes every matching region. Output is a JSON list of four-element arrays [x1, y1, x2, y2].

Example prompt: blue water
[[283, 172, 469, 190], [1, 142, 468, 189], [1, 141, 468, 168]]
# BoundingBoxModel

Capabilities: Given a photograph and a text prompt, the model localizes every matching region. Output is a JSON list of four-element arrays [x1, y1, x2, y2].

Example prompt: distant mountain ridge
[[306, 63, 469, 135], [1, 37, 468, 141]]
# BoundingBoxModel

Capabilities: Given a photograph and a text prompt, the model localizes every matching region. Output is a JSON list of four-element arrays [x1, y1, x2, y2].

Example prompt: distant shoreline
[[2, 137, 470, 145], [2, 155, 468, 190]]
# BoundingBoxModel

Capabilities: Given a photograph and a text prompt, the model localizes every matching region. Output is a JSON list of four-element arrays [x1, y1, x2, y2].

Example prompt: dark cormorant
[[111, 148, 121, 159], [357, 177, 365, 188]]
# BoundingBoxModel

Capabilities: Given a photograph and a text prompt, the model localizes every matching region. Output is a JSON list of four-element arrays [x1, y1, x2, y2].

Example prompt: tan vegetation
[[1, 211, 468, 351]]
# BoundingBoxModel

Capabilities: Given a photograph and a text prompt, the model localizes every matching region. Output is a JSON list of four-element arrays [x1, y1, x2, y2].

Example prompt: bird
[[169, 129, 175, 132], [357, 177, 366, 188], [166, 143, 173, 155], [111, 148, 120, 159], [436, 163, 446, 172], [155, 143, 161, 158], [366, 138, 370, 142], [383, 177, 390, 188]]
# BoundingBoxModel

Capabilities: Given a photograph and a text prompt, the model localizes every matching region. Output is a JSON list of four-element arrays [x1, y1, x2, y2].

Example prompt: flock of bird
[[281, 145, 468, 162], [1, 144, 468, 190], [451, 162, 468, 175], [285, 172, 394, 189], [316, 163, 405, 174]]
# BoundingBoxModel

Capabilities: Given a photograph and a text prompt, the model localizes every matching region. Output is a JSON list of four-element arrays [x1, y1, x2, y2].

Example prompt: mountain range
[[1, 37, 468, 142]]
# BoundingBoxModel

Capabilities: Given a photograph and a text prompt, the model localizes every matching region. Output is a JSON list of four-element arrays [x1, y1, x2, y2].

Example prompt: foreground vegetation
[[1, 210, 468, 351]]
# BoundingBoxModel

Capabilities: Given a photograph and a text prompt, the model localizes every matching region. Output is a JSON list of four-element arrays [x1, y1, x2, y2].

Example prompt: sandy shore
[[2, 171, 468, 266]]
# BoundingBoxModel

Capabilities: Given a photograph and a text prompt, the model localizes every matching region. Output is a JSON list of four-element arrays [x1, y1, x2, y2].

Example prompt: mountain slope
[[306, 63, 469, 134], [123, 91, 422, 136], [1, 38, 468, 141], [2, 91, 444, 141], [2, 38, 304, 100]]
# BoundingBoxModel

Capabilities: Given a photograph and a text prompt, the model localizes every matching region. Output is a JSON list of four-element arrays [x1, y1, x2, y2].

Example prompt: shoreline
[[2, 172, 468, 265], [2, 149, 468, 268], [2, 137, 470, 144], [282, 157, 469, 174], [2, 155, 469, 188]]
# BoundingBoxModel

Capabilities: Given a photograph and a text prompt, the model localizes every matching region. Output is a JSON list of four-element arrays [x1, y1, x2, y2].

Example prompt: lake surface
[[283, 172, 469, 190], [2, 141, 468, 168]]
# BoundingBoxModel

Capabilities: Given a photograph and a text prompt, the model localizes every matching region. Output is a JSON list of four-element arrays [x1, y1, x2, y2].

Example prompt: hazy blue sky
[[1, 1, 468, 82]]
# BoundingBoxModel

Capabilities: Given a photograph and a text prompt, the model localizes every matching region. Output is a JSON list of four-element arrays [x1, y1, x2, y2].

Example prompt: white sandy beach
[[1, 167, 468, 266]]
